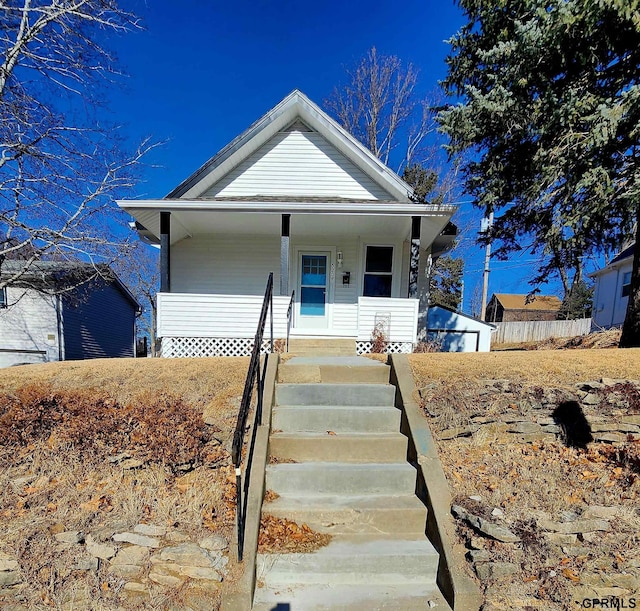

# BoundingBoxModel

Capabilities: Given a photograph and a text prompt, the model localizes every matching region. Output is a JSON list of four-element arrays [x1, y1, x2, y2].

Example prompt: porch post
[[408, 216, 421, 298], [280, 214, 290, 296], [160, 211, 171, 293]]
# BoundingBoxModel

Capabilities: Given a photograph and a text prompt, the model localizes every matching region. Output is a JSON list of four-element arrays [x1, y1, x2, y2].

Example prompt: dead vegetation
[[0, 357, 247, 610], [494, 327, 622, 351], [257, 515, 331, 554], [410, 350, 640, 610]]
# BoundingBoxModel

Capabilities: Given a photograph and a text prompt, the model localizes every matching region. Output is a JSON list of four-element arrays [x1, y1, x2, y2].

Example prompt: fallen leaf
[[561, 568, 580, 582]]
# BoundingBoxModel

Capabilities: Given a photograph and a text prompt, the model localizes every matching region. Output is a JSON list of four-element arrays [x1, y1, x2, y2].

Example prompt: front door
[[298, 252, 330, 328]]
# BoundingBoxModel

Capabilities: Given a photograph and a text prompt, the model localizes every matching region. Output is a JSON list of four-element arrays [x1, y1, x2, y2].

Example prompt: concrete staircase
[[252, 356, 446, 610]]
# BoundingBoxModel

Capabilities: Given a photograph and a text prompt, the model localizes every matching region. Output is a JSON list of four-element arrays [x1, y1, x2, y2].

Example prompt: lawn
[[1, 349, 639, 609]]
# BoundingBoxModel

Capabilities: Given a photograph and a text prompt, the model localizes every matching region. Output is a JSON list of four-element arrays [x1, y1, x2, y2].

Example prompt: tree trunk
[[619, 204, 640, 348]]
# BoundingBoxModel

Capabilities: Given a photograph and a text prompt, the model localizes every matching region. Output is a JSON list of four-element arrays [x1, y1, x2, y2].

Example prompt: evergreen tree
[[429, 256, 464, 311], [439, 1, 640, 346], [557, 280, 593, 321]]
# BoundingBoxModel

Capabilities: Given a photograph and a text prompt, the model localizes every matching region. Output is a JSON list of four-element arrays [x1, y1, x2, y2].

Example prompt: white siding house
[[119, 90, 456, 356], [591, 244, 634, 329]]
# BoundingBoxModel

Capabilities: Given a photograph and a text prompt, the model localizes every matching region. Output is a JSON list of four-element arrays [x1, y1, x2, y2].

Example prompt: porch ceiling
[[121, 201, 453, 247]]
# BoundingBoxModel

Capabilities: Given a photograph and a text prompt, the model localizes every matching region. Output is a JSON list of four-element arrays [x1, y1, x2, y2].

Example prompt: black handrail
[[286, 290, 295, 351], [231, 272, 273, 561]]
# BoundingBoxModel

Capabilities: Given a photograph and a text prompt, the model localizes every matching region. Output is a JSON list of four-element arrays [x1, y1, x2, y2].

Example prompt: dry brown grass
[[0, 357, 247, 610], [409, 348, 640, 387], [0, 356, 247, 409], [410, 350, 640, 610]]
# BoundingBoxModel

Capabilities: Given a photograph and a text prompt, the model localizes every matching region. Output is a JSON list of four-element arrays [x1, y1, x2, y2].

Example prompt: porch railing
[[286, 290, 295, 351], [231, 272, 273, 561]]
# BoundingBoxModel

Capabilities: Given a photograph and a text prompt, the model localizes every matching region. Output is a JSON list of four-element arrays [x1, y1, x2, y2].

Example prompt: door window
[[300, 255, 327, 316]]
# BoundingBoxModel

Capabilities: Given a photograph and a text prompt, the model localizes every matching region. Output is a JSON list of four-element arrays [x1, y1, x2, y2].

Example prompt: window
[[622, 271, 631, 298], [363, 246, 393, 297], [0, 287, 6, 308]]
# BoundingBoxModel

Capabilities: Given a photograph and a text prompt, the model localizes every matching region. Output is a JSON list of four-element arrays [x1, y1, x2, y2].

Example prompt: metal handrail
[[231, 272, 273, 561], [286, 290, 295, 351]]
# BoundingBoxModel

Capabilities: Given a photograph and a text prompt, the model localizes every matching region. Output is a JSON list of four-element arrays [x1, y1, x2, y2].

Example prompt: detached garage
[[426, 306, 494, 352]]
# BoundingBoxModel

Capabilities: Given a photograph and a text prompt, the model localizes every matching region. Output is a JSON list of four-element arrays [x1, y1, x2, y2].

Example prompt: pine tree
[[439, 1, 640, 346]]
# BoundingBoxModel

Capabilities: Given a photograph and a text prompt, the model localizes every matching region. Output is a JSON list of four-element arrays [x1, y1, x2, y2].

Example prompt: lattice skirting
[[161, 337, 274, 358], [356, 341, 414, 355]]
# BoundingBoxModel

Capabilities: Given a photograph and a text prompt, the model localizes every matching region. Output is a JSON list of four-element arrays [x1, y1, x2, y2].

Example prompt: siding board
[[171, 235, 280, 295], [0, 288, 59, 367], [62, 281, 136, 360], [202, 131, 392, 200], [357, 297, 419, 343], [158, 294, 290, 338]]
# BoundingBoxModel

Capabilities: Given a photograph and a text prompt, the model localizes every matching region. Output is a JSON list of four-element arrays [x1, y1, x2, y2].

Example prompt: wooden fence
[[492, 318, 592, 345]]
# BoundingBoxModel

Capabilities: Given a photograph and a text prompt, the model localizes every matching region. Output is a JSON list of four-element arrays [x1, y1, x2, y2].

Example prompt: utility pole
[[480, 212, 493, 321]]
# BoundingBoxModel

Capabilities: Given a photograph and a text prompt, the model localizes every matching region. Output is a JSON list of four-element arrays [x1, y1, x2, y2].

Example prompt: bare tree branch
[[0, 0, 155, 292]]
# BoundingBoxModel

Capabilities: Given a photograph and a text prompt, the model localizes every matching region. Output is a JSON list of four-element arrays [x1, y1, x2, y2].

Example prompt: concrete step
[[288, 338, 356, 356], [279, 356, 390, 384], [272, 405, 401, 434], [276, 383, 396, 407], [262, 493, 427, 535], [252, 583, 449, 610], [269, 432, 408, 462], [255, 537, 439, 585], [266, 463, 417, 496]]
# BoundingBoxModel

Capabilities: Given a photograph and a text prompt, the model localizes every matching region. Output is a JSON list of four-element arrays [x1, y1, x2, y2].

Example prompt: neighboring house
[[590, 243, 634, 329], [0, 261, 141, 367], [426, 306, 494, 352], [485, 293, 562, 323], [118, 90, 456, 356]]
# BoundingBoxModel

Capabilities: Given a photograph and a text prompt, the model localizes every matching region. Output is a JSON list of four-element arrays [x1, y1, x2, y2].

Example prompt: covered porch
[[121, 199, 454, 357]]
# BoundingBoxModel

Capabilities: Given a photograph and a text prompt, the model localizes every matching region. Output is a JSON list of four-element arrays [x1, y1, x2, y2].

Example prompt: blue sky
[[106, 0, 567, 310]]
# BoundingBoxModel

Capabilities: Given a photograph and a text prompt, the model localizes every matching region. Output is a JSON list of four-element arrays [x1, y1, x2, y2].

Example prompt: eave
[[118, 198, 455, 216]]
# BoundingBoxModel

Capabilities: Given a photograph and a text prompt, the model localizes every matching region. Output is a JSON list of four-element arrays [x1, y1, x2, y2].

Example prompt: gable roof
[[491, 293, 562, 311], [166, 89, 414, 203], [1, 261, 140, 311]]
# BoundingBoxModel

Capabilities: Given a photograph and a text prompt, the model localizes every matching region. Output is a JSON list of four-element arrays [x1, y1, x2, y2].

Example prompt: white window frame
[[362, 244, 394, 298]]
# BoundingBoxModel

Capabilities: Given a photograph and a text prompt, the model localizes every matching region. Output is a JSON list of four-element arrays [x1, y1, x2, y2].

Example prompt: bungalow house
[[0, 261, 141, 367], [590, 243, 634, 329], [485, 293, 562, 323], [118, 90, 456, 357]]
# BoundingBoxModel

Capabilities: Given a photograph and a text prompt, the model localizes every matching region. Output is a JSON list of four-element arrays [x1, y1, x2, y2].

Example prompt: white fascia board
[[589, 255, 634, 278], [117, 199, 455, 217]]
